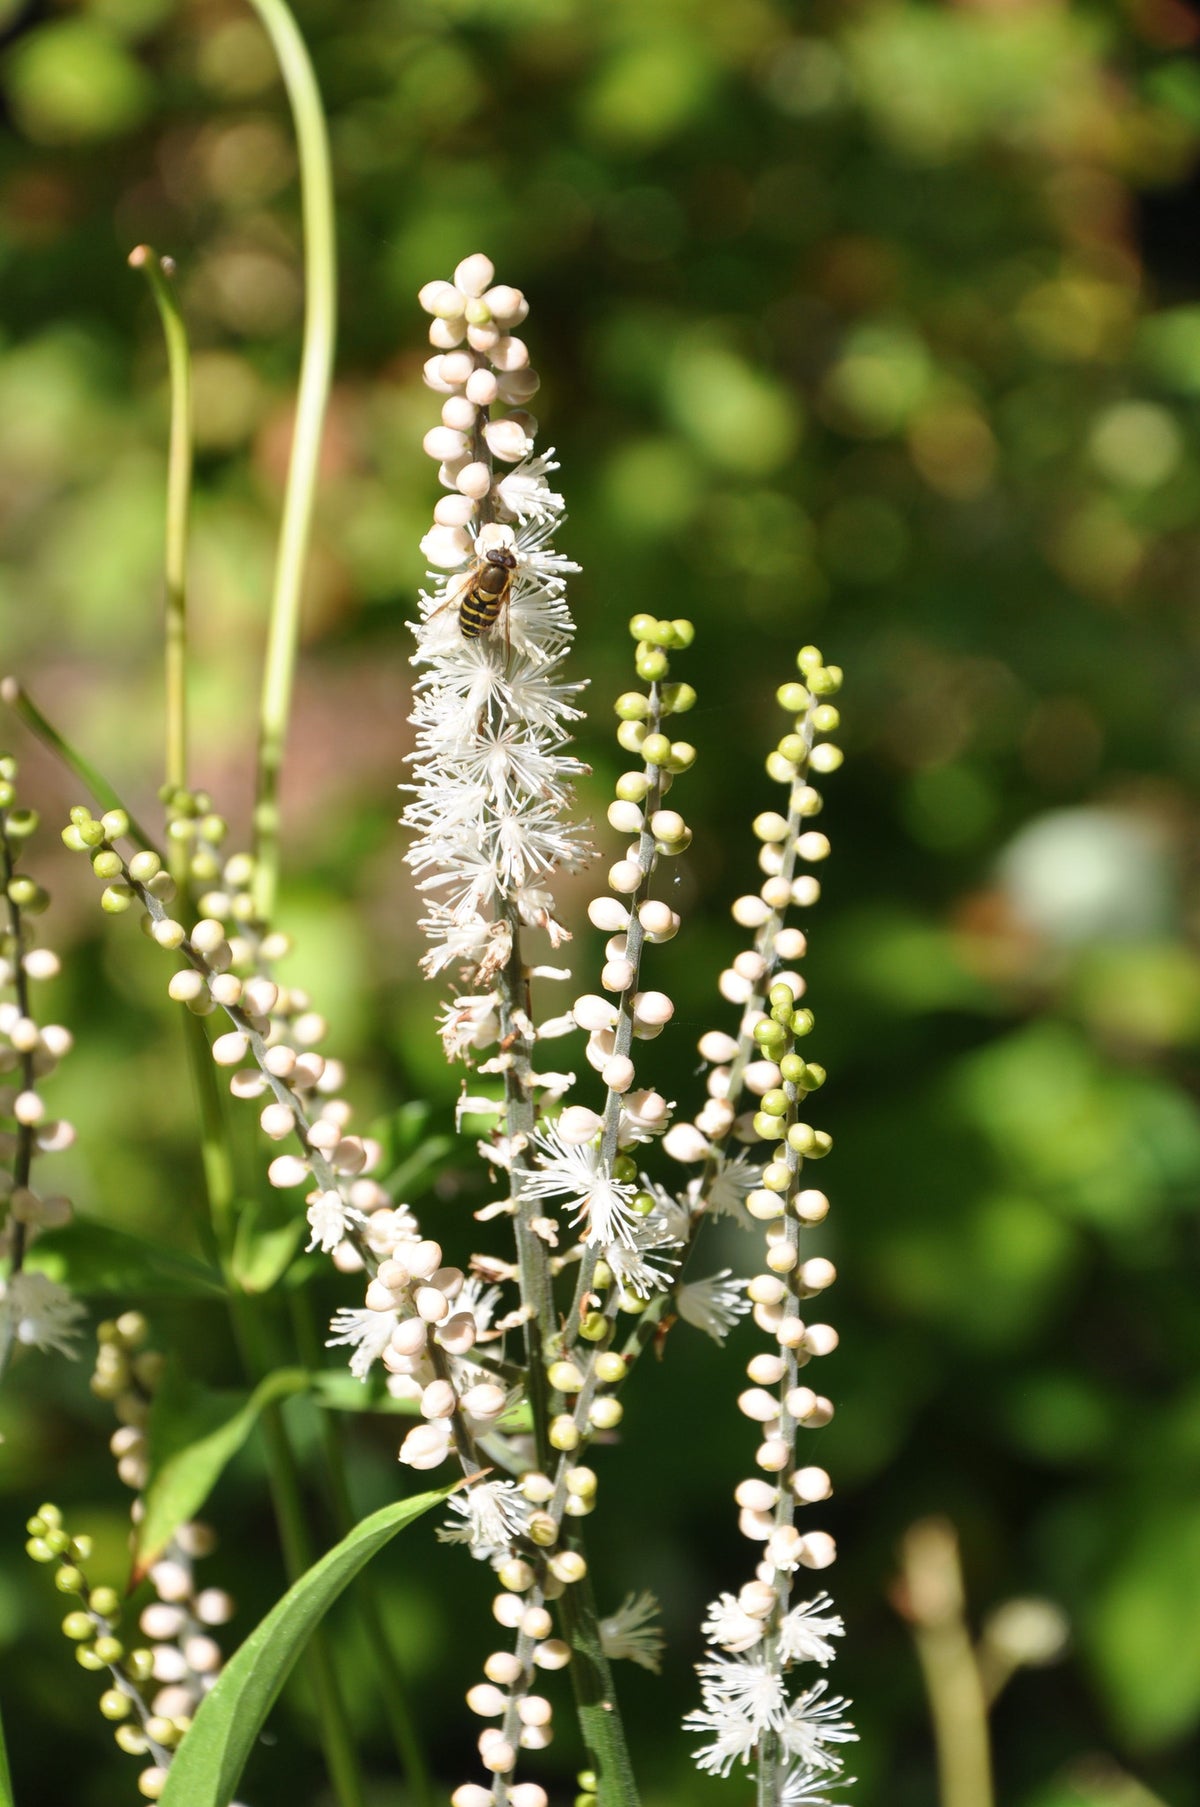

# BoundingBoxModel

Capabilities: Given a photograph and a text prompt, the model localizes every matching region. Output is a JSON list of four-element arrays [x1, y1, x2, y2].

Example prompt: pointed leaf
[[134, 1366, 311, 1581], [159, 1485, 454, 1807], [25, 1220, 224, 1298]]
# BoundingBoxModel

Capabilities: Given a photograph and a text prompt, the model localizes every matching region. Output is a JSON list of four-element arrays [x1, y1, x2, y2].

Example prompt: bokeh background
[[4, 0, 1200, 1802]]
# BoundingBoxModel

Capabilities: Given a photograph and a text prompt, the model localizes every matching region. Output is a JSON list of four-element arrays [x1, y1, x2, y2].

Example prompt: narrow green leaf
[[134, 1366, 311, 1580], [24, 1220, 224, 1298], [159, 1485, 454, 1807], [311, 1371, 418, 1415], [230, 1200, 307, 1294]]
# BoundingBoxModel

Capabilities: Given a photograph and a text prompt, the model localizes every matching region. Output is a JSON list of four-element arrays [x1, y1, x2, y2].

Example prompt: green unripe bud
[[4, 807, 38, 839], [100, 884, 134, 914], [576, 1795, 600, 1807], [766, 752, 797, 784], [797, 645, 823, 673], [776, 681, 809, 712], [548, 1360, 585, 1393], [145, 1715, 179, 1748], [618, 1290, 648, 1313], [666, 741, 696, 772], [592, 1261, 612, 1290], [92, 1635, 123, 1664], [91, 850, 124, 881], [566, 1465, 597, 1499], [100, 809, 129, 840], [616, 720, 647, 754], [809, 743, 843, 774], [75, 1645, 106, 1671], [45, 1527, 70, 1554], [593, 1352, 626, 1384], [38, 1504, 63, 1527], [769, 981, 795, 1010], [578, 1773, 599, 1794], [753, 1020, 787, 1052], [578, 1311, 608, 1342], [588, 1396, 623, 1430], [628, 613, 657, 641], [808, 666, 842, 697], [99, 1689, 131, 1721], [660, 682, 696, 714], [61, 1611, 93, 1641], [89, 1585, 119, 1618], [631, 1189, 656, 1216], [641, 733, 671, 767], [68, 805, 92, 826], [60, 824, 88, 852], [612, 1154, 638, 1185], [636, 649, 669, 683], [127, 851, 161, 884], [778, 733, 806, 763], [0, 781, 14, 809], [55, 1565, 85, 1595], [780, 1053, 807, 1085], [127, 1648, 154, 1682], [669, 618, 695, 647], [549, 1414, 581, 1451], [812, 705, 840, 733], [166, 817, 194, 843], [615, 772, 650, 803], [753, 1112, 787, 1141], [25, 1538, 54, 1563], [803, 1063, 826, 1090], [614, 692, 650, 721], [763, 1160, 792, 1191], [7, 876, 48, 913], [791, 1008, 815, 1036], [760, 1089, 789, 1116], [25, 1515, 47, 1537], [114, 1724, 147, 1754]]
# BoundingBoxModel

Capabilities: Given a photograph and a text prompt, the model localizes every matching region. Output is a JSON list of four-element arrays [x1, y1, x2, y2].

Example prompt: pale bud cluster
[[683, 648, 856, 1791], [0, 758, 83, 1368]]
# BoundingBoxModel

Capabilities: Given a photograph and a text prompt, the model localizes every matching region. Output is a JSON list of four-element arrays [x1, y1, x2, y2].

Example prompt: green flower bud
[[69, 1535, 93, 1561], [7, 876, 48, 914], [618, 1290, 648, 1313], [753, 1111, 787, 1141], [660, 682, 696, 714], [797, 645, 823, 674], [578, 1311, 608, 1342], [91, 850, 124, 881], [548, 1361, 585, 1393], [127, 851, 161, 884], [760, 1089, 789, 1117], [803, 1062, 826, 1090], [68, 806, 92, 826], [769, 981, 795, 1010], [25, 1538, 54, 1563], [4, 807, 38, 839], [641, 733, 671, 767], [779, 1053, 806, 1085], [593, 1352, 626, 1384], [100, 885, 134, 914], [100, 810, 129, 841], [791, 1008, 815, 1036], [628, 613, 657, 641], [614, 692, 650, 722], [753, 1020, 787, 1052], [92, 1635, 123, 1664], [616, 720, 647, 754], [612, 1154, 638, 1184], [89, 1585, 119, 1618], [809, 743, 843, 774], [55, 1566, 85, 1595], [631, 1189, 656, 1216], [61, 1611, 93, 1641], [765, 752, 798, 784], [669, 618, 695, 647], [592, 1260, 612, 1290], [99, 1689, 131, 1721], [666, 740, 696, 772], [0, 781, 15, 809], [588, 1396, 623, 1430], [126, 1648, 154, 1683], [776, 681, 809, 713], [636, 649, 669, 683], [615, 771, 651, 802], [75, 1645, 106, 1671], [37, 1504, 63, 1527], [60, 824, 88, 852], [812, 705, 840, 733], [762, 1160, 792, 1191], [808, 666, 842, 697], [549, 1414, 581, 1451]]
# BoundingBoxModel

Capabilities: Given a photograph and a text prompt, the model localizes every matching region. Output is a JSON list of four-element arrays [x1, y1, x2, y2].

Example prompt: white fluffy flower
[[0, 1271, 85, 1358], [700, 1150, 763, 1227], [684, 1655, 788, 1775], [521, 1121, 641, 1248], [326, 1305, 398, 1379], [598, 1591, 665, 1673], [676, 1271, 750, 1343], [436, 1479, 530, 1558], [780, 1680, 858, 1769], [306, 1189, 356, 1254], [778, 1594, 845, 1668], [702, 1593, 766, 1654]]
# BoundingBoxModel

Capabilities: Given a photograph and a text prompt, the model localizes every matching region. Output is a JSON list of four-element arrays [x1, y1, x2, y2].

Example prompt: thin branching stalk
[[0, 680, 158, 852]]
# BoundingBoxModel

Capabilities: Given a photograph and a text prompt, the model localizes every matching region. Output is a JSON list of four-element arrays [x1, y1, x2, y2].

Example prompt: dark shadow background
[[5, 1, 1200, 1803]]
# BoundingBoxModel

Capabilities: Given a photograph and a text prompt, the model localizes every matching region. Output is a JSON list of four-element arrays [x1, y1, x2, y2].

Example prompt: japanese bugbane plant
[[0, 5, 855, 1800]]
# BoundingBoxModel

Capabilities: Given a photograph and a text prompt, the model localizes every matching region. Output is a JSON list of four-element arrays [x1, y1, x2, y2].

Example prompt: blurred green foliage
[[5, 0, 1200, 1803]]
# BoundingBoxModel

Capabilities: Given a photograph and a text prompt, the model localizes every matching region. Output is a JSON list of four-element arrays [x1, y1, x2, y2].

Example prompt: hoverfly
[[451, 545, 518, 642]]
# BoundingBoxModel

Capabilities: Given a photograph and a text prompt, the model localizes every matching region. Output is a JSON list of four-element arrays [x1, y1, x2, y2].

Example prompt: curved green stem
[[0, 679, 158, 852], [128, 246, 192, 816], [244, 0, 337, 927]]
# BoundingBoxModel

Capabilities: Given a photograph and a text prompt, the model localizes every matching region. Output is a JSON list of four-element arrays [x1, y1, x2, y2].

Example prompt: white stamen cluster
[[0, 766, 82, 1371], [406, 252, 590, 985], [680, 648, 856, 1794]]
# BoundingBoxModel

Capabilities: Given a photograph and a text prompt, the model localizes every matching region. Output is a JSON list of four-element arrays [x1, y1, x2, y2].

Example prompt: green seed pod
[[612, 1154, 638, 1185]]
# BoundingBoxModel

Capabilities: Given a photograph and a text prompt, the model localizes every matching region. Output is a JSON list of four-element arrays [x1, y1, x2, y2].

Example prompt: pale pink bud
[[601, 1055, 635, 1093], [398, 1419, 452, 1470], [423, 425, 468, 462], [420, 1379, 458, 1419], [462, 1382, 506, 1422], [465, 367, 500, 405], [572, 994, 618, 1032], [442, 395, 476, 431], [588, 897, 630, 932], [602, 959, 634, 992], [467, 1682, 507, 1718], [429, 317, 466, 348], [456, 461, 493, 499], [800, 1531, 837, 1569], [434, 493, 477, 527], [498, 368, 540, 403], [662, 1123, 709, 1163], [558, 1105, 602, 1144], [468, 322, 500, 352], [454, 253, 494, 297], [268, 1154, 308, 1189], [734, 1478, 778, 1512], [419, 524, 472, 569], [482, 417, 533, 462], [423, 354, 457, 394], [490, 335, 529, 372], [419, 279, 465, 317]]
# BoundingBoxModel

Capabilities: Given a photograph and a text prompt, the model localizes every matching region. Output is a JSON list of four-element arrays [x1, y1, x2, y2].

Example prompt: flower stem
[[244, 0, 337, 927], [128, 246, 192, 817], [899, 1518, 995, 1807]]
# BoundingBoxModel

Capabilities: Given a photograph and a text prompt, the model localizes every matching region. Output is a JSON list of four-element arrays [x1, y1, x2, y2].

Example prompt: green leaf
[[25, 1220, 224, 1298], [230, 1200, 307, 1294], [310, 1371, 418, 1415], [159, 1485, 454, 1807], [134, 1366, 311, 1581]]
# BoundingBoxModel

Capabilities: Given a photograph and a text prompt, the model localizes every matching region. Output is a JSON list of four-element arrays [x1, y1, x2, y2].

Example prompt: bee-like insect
[[455, 545, 517, 640]]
